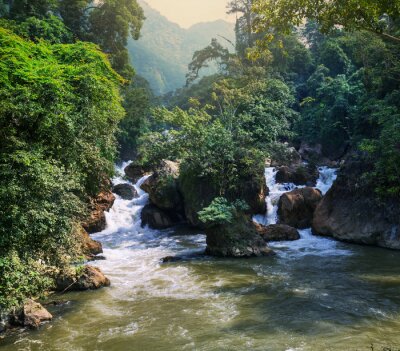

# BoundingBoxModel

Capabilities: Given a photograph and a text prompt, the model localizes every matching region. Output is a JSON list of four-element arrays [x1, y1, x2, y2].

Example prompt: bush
[[198, 197, 249, 228], [0, 253, 53, 311]]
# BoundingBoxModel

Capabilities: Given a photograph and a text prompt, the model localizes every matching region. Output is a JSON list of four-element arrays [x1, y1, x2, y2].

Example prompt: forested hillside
[[127, 1, 235, 94], [1, 0, 400, 349], [0, 0, 144, 314]]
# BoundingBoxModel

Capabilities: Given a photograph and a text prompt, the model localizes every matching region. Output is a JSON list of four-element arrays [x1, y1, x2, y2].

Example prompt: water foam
[[254, 166, 352, 258]]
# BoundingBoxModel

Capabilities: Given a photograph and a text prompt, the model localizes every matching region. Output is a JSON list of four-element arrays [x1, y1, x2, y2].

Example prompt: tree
[[227, 0, 255, 49], [0, 28, 125, 259], [186, 39, 231, 86], [87, 0, 144, 79], [253, 0, 400, 43], [118, 76, 153, 160], [6, 0, 57, 19], [58, 0, 90, 39]]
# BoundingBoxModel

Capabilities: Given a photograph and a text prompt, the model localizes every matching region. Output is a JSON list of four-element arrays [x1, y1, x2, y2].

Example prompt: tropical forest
[[0, 0, 400, 350]]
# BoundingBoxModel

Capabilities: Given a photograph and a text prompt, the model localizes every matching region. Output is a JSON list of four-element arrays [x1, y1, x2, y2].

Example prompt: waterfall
[[254, 165, 351, 258], [91, 163, 207, 299], [316, 166, 338, 195]]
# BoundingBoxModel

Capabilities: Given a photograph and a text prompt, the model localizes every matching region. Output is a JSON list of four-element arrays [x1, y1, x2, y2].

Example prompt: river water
[[2, 165, 400, 351]]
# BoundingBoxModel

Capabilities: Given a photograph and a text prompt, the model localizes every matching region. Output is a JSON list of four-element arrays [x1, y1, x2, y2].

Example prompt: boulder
[[239, 177, 268, 215], [141, 160, 182, 212], [124, 162, 149, 183], [141, 204, 180, 229], [179, 171, 267, 227], [312, 157, 400, 249], [255, 223, 300, 241], [179, 173, 218, 227], [299, 142, 323, 163], [55, 266, 110, 292], [82, 191, 115, 234], [112, 183, 138, 200], [299, 142, 343, 166], [205, 215, 275, 258], [270, 145, 302, 167], [278, 187, 322, 229], [76, 225, 103, 256], [276, 164, 318, 186], [10, 299, 52, 329]]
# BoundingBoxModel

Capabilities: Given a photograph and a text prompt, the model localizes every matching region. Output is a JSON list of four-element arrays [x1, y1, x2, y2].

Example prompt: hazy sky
[[144, 0, 235, 28]]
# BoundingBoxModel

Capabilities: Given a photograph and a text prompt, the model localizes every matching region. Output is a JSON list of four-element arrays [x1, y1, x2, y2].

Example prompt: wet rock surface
[[276, 164, 318, 187], [124, 162, 150, 183], [112, 183, 138, 200], [82, 191, 115, 234], [255, 223, 300, 242], [77, 225, 103, 257], [205, 216, 275, 258], [312, 158, 400, 249], [141, 160, 182, 212], [10, 299, 52, 329], [55, 266, 110, 292], [141, 204, 182, 229], [278, 187, 322, 229]]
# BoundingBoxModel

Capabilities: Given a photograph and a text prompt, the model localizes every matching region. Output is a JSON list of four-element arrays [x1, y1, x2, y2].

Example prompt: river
[[2, 165, 400, 351]]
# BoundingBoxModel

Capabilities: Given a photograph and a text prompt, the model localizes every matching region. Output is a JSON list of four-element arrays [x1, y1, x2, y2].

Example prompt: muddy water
[[2, 165, 400, 351]]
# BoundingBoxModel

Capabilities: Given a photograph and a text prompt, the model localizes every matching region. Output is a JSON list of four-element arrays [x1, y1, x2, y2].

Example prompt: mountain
[[128, 1, 235, 95]]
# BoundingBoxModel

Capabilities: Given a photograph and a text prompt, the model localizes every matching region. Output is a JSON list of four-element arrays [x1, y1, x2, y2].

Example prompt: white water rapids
[[9, 164, 400, 351], [95, 164, 346, 274]]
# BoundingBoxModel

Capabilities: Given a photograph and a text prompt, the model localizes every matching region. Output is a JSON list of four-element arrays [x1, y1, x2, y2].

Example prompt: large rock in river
[[10, 299, 52, 329], [112, 183, 138, 200], [255, 223, 300, 242], [55, 266, 110, 292], [141, 204, 180, 229], [205, 216, 275, 258], [312, 158, 400, 249], [278, 187, 322, 229], [82, 190, 115, 234], [141, 160, 183, 212], [276, 164, 318, 186], [179, 172, 267, 227], [75, 225, 103, 257], [124, 162, 150, 183]]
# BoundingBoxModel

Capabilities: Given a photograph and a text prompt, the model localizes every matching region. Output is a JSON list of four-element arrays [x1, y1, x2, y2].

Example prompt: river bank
[[2, 164, 400, 350]]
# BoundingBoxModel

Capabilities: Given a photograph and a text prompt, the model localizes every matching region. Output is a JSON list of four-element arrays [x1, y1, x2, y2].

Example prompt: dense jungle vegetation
[[0, 0, 399, 316]]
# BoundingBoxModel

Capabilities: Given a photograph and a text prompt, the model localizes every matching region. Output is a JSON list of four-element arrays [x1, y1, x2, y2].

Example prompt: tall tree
[[87, 0, 144, 79], [58, 0, 89, 39], [253, 0, 400, 43], [227, 0, 254, 48], [6, 0, 57, 19], [186, 39, 231, 86]]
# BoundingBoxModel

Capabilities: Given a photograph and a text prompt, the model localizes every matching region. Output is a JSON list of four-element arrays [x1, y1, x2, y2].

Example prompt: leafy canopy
[[253, 0, 400, 43]]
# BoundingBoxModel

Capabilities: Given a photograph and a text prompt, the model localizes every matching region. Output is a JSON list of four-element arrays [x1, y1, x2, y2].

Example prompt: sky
[[144, 0, 236, 28]]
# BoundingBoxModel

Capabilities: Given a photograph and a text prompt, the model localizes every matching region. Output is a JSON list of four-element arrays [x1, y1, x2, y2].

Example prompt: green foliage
[[1, 0, 145, 79], [359, 92, 400, 197], [118, 76, 153, 160], [0, 15, 72, 43], [253, 0, 400, 43], [0, 252, 53, 310], [7, 0, 58, 20], [87, 0, 144, 79], [0, 29, 125, 308], [198, 197, 249, 227]]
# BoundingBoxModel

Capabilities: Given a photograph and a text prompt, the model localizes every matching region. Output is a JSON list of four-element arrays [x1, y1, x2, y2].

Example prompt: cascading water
[[92, 162, 208, 298], [254, 166, 350, 258], [4, 164, 400, 351]]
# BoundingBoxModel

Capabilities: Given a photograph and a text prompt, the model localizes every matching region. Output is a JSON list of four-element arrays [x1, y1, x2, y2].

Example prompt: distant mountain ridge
[[128, 1, 235, 95]]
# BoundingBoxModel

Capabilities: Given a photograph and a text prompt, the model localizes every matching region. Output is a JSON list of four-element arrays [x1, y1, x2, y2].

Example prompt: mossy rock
[[205, 215, 275, 258]]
